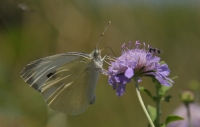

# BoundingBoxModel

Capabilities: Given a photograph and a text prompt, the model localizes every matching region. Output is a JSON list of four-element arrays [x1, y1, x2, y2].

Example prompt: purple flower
[[167, 103, 200, 127], [107, 41, 173, 96]]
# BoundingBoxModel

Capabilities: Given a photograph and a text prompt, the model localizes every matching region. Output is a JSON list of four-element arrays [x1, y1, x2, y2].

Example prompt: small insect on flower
[[148, 47, 162, 54], [106, 41, 173, 96]]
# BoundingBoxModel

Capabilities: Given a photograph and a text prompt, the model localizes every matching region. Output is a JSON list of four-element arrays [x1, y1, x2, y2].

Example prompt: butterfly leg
[[101, 55, 107, 61]]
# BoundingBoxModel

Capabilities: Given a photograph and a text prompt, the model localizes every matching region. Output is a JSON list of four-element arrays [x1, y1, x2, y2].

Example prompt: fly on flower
[[106, 41, 174, 96], [148, 47, 162, 55]]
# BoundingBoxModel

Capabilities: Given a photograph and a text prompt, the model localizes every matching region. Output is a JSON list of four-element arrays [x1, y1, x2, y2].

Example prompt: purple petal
[[125, 67, 134, 78], [114, 76, 120, 82], [146, 54, 160, 62], [155, 74, 171, 86], [115, 74, 131, 84], [157, 64, 170, 76], [150, 56, 160, 62], [116, 84, 126, 96], [117, 75, 131, 95], [108, 76, 117, 89]]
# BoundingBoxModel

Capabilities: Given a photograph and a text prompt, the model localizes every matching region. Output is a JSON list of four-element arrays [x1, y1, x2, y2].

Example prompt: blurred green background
[[0, 0, 200, 127]]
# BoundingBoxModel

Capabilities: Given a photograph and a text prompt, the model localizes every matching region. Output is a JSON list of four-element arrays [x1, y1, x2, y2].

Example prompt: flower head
[[180, 90, 195, 104], [107, 41, 173, 96], [167, 103, 200, 127]]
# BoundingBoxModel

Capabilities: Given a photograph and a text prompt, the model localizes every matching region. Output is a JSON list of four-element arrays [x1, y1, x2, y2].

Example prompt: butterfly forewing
[[20, 53, 88, 91], [20, 51, 102, 115]]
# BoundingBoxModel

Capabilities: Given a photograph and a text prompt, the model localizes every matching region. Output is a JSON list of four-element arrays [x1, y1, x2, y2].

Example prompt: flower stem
[[185, 104, 193, 127], [134, 79, 155, 127], [155, 85, 160, 127]]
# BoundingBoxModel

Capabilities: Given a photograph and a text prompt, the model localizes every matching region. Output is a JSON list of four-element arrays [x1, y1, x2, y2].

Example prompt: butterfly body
[[20, 49, 103, 115]]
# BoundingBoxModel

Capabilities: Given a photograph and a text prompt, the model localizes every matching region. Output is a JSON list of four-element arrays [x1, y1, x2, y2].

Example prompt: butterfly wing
[[20, 52, 87, 91], [20, 52, 102, 115]]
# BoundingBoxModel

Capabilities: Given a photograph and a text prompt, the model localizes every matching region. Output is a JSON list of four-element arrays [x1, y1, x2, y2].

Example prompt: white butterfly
[[20, 49, 103, 115], [20, 21, 111, 115]]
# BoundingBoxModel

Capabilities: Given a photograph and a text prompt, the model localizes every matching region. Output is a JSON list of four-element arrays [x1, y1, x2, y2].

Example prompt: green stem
[[186, 104, 193, 127], [155, 85, 160, 127], [134, 79, 155, 127]]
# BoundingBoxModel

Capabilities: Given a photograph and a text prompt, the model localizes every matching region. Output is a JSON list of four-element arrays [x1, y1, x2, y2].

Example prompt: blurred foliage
[[0, 0, 200, 127]]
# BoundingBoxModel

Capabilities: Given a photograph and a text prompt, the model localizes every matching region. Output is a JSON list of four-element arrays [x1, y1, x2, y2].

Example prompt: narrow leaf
[[165, 115, 184, 125], [139, 86, 152, 98]]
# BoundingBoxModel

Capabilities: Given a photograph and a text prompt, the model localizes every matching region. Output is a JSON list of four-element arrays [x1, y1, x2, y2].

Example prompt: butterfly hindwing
[[42, 57, 101, 115]]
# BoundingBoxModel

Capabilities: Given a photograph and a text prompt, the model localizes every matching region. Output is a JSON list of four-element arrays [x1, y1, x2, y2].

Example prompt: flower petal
[[155, 74, 171, 86], [108, 76, 117, 89], [125, 67, 134, 78], [116, 84, 126, 96], [157, 64, 170, 76], [117, 74, 131, 84]]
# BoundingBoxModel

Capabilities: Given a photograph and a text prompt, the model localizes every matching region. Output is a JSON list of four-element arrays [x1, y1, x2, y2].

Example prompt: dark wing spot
[[47, 72, 54, 78]]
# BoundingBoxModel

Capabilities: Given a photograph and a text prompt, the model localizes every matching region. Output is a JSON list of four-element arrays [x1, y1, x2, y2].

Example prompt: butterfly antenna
[[101, 46, 116, 57], [95, 21, 111, 49]]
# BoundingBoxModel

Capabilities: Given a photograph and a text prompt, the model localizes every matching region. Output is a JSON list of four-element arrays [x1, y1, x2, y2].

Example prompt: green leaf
[[139, 86, 152, 98], [159, 85, 172, 96], [165, 115, 184, 125], [147, 105, 157, 122], [163, 95, 172, 102]]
